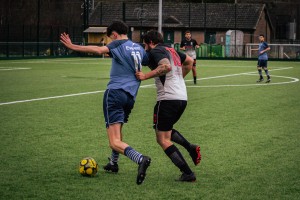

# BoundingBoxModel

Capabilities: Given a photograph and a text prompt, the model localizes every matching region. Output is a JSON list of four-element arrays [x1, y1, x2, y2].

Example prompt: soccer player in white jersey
[[136, 31, 201, 182], [60, 21, 151, 185]]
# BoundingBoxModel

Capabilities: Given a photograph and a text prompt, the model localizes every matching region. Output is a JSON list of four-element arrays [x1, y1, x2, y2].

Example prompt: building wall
[[87, 33, 111, 44], [174, 31, 182, 44], [132, 30, 141, 43], [120, 16, 271, 47], [253, 10, 271, 43], [216, 31, 226, 45], [243, 32, 254, 44], [191, 31, 205, 44]]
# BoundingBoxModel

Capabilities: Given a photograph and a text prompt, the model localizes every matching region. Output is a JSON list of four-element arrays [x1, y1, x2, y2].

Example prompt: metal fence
[[2, 41, 300, 60], [0, 25, 84, 57], [1, 1, 299, 60]]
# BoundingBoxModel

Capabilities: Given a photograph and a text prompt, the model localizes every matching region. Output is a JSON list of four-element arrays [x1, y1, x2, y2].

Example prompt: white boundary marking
[[0, 90, 105, 106], [0, 67, 298, 106], [0, 58, 101, 65], [185, 67, 299, 88], [187, 74, 299, 88], [0, 67, 31, 71]]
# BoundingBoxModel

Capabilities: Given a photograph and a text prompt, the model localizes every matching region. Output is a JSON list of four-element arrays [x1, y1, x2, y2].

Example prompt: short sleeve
[[180, 40, 185, 48], [177, 51, 187, 64], [151, 48, 168, 65], [264, 42, 269, 48], [193, 39, 198, 46], [106, 41, 118, 58], [141, 51, 150, 66]]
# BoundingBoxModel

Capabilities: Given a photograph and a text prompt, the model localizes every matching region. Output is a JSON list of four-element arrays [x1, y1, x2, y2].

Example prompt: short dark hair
[[259, 34, 265, 37], [107, 21, 128, 36], [185, 30, 191, 34], [142, 30, 164, 45]]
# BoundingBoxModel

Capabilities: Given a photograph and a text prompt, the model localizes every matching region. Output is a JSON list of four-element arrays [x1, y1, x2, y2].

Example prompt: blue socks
[[124, 146, 143, 164], [110, 150, 119, 165]]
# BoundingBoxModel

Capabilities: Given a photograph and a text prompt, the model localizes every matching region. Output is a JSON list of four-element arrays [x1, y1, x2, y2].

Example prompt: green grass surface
[[0, 58, 299, 199]]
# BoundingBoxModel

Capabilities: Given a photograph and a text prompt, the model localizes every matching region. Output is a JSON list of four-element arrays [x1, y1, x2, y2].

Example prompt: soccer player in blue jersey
[[60, 21, 151, 185], [252, 34, 271, 83]]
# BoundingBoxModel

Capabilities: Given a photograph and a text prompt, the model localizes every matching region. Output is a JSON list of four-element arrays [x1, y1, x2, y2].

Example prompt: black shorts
[[257, 60, 268, 68], [153, 100, 187, 131]]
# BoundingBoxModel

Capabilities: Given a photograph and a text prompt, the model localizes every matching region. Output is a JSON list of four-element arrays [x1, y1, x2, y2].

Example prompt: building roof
[[83, 27, 107, 33], [89, 2, 271, 30]]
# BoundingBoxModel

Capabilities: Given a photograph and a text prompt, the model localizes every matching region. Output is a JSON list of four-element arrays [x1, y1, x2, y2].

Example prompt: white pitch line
[[0, 67, 296, 106], [0, 67, 31, 71], [4, 58, 101, 64], [185, 67, 293, 82], [0, 84, 156, 106], [187, 74, 299, 88], [0, 90, 105, 106]]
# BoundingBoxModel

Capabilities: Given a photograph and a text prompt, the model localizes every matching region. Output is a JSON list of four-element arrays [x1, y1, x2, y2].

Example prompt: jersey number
[[131, 51, 142, 71]]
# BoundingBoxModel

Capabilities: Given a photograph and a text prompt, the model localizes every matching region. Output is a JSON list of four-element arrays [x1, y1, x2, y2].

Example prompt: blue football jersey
[[106, 40, 148, 99], [258, 42, 269, 60]]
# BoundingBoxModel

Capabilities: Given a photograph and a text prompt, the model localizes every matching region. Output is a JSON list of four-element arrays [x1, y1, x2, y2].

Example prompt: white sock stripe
[[127, 149, 142, 163]]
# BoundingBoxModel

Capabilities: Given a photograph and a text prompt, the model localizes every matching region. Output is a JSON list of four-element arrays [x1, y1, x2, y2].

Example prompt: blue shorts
[[257, 60, 268, 68], [103, 89, 135, 128]]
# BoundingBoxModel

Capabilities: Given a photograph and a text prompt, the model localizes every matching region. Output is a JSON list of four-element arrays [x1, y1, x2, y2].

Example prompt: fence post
[[50, 26, 54, 56], [6, 24, 9, 58], [234, 3, 237, 58], [37, 0, 40, 56], [22, 24, 25, 57]]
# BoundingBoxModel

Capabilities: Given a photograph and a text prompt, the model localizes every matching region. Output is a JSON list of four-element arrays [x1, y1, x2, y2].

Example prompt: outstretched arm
[[136, 58, 171, 81], [60, 33, 109, 55]]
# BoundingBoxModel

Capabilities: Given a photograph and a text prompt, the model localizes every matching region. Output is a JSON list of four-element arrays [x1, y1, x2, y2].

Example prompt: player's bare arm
[[60, 32, 109, 55], [182, 55, 193, 78], [136, 58, 171, 80]]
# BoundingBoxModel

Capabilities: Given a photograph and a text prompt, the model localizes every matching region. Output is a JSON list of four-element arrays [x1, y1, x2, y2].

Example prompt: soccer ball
[[79, 157, 99, 177]]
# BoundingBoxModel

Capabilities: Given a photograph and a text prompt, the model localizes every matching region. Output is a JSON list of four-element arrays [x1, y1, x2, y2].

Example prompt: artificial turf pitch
[[0, 58, 299, 199]]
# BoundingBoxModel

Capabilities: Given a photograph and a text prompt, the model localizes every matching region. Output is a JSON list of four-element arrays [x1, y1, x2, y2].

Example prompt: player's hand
[[259, 51, 264, 54], [60, 32, 73, 49], [196, 45, 200, 48], [136, 71, 146, 80], [181, 47, 186, 51]]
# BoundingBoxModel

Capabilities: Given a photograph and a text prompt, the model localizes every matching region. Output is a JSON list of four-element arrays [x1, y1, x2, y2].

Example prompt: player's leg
[[107, 124, 145, 165], [106, 123, 128, 154], [257, 60, 264, 82], [156, 130, 195, 182], [103, 128, 122, 173], [154, 101, 195, 182], [171, 129, 201, 166], [104, 126, 122, 173], [169, 101, 201, 165], [192, 59, 197, 84], [262, 61, 271, 83], [102, 89, 151, 184]]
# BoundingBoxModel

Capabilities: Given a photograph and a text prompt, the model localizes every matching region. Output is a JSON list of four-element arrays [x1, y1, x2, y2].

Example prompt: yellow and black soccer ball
[[79, 157, 99, 177]]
